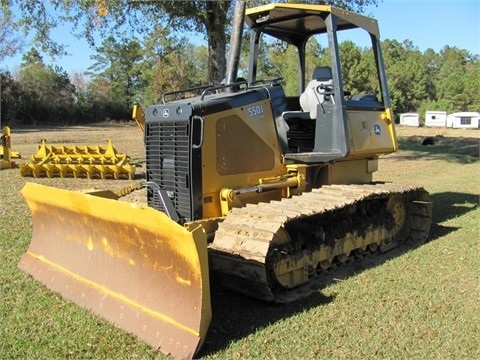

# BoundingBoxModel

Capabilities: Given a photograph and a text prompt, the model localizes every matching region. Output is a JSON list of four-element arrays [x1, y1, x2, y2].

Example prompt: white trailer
[[446, 112, 480, 129], [399, 112, 419, 127], [425, 111, 447, 127]]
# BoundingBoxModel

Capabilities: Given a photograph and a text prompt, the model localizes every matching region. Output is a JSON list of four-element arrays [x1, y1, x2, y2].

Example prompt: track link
[[209, 183, 432, 302]]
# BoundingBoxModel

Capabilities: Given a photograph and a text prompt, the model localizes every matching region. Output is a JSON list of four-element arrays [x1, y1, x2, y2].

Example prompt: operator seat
[[299, 66, 334, 119]]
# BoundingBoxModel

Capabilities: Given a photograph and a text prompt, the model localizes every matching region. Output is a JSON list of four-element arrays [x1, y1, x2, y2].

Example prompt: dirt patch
[[399, 134, 479, 147]]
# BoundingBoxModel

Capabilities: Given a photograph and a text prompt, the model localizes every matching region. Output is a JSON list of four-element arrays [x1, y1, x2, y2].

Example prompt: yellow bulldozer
[[18, 2, 432, 359]]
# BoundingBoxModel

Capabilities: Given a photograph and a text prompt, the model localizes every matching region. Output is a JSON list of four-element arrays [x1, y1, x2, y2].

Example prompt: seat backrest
[[311, 66, 333, 82], [299, 66, 333, 119]]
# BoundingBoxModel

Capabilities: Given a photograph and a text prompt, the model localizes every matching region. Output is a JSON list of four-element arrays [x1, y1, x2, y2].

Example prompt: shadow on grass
[[430, 192, 479, 223], [199, 282, 335, 356], [427, 191, 478, 241], [198, 190, 478, 357]]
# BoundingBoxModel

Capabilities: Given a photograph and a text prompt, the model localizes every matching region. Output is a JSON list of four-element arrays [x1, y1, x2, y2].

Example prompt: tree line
[[2, 0, 478, 126], [1, 32, 479, 126]]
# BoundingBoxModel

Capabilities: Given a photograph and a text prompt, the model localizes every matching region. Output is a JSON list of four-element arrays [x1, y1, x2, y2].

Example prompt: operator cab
[[243, 4, 396, 163]]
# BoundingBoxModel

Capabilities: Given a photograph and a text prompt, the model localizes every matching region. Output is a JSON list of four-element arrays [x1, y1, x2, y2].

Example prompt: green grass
[[1, 128, 479, 359], [198, 210, 479, 359]]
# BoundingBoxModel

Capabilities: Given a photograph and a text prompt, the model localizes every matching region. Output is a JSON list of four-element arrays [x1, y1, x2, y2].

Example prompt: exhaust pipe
[[225, 0, 246, 86]]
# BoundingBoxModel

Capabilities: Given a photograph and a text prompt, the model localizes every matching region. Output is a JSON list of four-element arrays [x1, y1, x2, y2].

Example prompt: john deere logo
[[374, 124, 381, 135]]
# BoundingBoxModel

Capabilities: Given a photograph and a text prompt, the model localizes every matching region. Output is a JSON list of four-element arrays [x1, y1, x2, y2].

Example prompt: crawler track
[[209, 183, 432, 302]]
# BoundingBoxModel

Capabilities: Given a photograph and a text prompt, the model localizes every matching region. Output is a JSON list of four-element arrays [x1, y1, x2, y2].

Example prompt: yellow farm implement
[[20, 139, 135, 179], [1, 126, 21, 170]]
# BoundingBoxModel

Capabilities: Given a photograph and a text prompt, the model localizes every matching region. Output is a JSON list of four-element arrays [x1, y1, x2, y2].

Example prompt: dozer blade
[[18, 182, 211, 360]]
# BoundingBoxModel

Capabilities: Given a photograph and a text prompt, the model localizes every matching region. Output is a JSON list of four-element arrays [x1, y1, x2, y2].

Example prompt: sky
[[1, 0, 479, 74], [368, 0, 479, 53]]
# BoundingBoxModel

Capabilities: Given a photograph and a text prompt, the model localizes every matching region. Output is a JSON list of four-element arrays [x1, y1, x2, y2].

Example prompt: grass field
[[1, 124, 479, 359]]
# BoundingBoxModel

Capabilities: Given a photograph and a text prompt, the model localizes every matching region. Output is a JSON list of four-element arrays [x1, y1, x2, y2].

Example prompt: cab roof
[[244, 3, 380, 44]]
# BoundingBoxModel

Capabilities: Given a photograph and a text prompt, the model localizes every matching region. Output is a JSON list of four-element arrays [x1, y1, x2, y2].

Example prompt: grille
[[145, 118, 192, 221]]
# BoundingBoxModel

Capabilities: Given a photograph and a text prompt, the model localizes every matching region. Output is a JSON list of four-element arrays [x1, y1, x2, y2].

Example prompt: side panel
[[318, 158, 378, 185], [346, 109, 397, 158], [200, 97, 286, 218]]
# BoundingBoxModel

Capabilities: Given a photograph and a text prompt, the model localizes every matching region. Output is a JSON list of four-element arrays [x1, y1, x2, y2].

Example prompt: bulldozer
[[18, 2, 432, 359]]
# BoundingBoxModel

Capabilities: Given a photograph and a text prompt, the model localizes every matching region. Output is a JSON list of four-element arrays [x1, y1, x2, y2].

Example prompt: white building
[[425, 111, 447, 127], [446, 112, 480, 129], [399, 112, 419, 127]]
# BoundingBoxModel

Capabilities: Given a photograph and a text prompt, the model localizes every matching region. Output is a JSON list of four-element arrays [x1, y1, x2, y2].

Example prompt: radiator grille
[[145, 119, 192, 221]]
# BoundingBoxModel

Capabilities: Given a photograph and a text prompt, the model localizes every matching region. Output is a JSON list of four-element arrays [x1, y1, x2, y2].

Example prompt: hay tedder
[[19, 139, 135, 179], [18, 2, 432, 360]]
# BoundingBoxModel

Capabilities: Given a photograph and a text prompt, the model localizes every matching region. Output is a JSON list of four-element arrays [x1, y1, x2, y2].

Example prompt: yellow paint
[[21, 175, 211, 349], [200, 100, 286, 218], [176, 276, 192, 286], [26, 251, 200, 337], [95, 0, 108, 17], [21, 183, 206, 275], [87, 237, 94, 251], [385, 107, 399, 152], [245, 3, 380, 38]]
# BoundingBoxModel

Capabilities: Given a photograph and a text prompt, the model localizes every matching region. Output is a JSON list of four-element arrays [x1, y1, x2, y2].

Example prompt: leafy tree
[[87, 77, 123, 121], [1, 71, 24, 125], [270, 38, 326, 96], [257, 39, 288, 79], [133, 26, 208, 105], [142, 42, 208, 105], [70, 71, 96, 123], [422, 48, 440, 101], [16, 48, 75, 124], [3, 0, 379, 86], [382, 40, 432, 114], [435, 46, 479, 112], [336, 40, 377, 95], [9, 1, 480, 125], [88, 35, 144, 115], [462, 57, 480, 111], [275, 45, 302, 96], [20, 48, 44, 67], [0, 9, 22, 63]]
